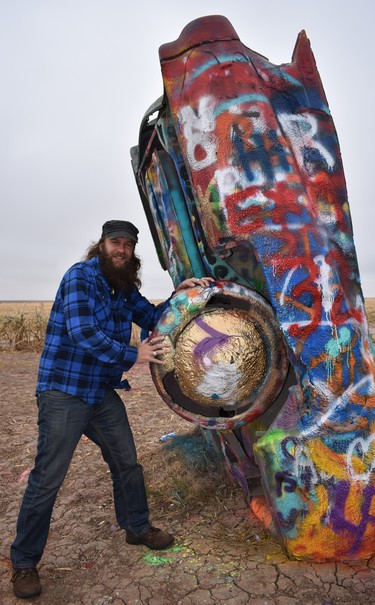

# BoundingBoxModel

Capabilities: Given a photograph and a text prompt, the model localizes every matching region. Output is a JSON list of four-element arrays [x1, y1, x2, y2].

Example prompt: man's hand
[[136, 336, 171, 365], [175, 276, 214, 292]]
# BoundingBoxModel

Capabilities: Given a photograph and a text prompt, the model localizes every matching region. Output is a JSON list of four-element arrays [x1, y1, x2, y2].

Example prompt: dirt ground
[[1, 351, 375, 605]]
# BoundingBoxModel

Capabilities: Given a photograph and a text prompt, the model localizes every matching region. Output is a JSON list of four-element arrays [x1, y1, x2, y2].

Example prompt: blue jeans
[[11, 389, 150, 568]]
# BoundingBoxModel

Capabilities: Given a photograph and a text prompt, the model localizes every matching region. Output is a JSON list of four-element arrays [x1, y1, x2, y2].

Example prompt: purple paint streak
[[193, 316, 232, 358]]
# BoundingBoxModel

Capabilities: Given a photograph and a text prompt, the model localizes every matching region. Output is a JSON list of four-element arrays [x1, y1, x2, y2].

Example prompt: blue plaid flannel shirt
[[36, 256, 171, 406]]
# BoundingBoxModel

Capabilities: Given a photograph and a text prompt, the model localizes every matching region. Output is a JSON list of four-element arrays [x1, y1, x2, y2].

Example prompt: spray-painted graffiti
[[131, 15, 375, 561], [347, 434, 375, 482], [256, 418, 375, 558]]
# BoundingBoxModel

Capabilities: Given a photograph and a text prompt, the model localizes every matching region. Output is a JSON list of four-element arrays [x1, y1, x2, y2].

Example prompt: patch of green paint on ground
[[143, 545, 185, 566]]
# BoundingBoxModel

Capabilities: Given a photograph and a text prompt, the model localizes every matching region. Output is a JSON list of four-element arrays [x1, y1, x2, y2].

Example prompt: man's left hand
[[175, 277, 214, 292]]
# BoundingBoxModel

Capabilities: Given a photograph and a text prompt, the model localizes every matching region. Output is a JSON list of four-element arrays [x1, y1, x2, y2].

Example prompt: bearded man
[[10, 220, 212, 599]]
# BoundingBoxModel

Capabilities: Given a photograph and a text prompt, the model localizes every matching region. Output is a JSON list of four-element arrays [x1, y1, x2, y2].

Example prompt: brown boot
[[126, 526, 174, 550], [11, 567, 41, 598]]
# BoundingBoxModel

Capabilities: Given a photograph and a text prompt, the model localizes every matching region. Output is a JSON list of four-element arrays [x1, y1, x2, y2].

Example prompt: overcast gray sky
[[1, 0, 374, 300]]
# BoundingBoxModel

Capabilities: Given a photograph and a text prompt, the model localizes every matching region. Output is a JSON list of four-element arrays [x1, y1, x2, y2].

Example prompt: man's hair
[[86, 238, 103, 260], [85, 238, 142, 291]]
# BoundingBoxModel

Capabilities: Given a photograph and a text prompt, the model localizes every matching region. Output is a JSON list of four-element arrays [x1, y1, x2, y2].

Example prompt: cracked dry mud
[[0, 352, 374, 605]]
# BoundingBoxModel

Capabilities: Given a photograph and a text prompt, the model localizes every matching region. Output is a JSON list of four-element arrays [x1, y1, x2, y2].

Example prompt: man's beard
[[99, 250, 141, 292]]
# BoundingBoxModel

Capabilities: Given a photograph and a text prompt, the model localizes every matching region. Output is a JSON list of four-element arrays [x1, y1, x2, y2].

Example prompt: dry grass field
[[0, 301, 52, 351], [0, 301, 54, 316], [365, 297, 375, 324], [1, 298, 374, 352], [0, 300, 153, 351]]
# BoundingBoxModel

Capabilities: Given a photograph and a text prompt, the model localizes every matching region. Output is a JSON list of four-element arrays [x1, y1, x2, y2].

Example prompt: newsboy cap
[[101, 220, 139, 242]]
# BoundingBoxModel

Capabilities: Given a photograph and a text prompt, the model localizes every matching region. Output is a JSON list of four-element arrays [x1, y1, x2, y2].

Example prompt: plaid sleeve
[[62, 266, 138, 367], [131, 289, 172, 332]]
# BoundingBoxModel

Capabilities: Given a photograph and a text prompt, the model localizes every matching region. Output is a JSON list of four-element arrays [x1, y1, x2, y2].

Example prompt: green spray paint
[[143, 545, 185, 566]]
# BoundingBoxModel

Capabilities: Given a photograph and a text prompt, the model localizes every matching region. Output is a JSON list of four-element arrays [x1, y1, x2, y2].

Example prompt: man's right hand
[[136, 336, 171, 365]]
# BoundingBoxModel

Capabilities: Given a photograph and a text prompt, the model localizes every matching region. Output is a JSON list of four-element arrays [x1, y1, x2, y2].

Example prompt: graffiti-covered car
[[131, 15, 375, 562]]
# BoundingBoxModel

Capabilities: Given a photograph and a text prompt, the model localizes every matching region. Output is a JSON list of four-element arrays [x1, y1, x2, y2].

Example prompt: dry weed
[[0, 306, 49, 351], [141, 428, 266, 547], [143, 429, 235, 514]]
